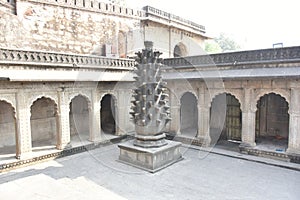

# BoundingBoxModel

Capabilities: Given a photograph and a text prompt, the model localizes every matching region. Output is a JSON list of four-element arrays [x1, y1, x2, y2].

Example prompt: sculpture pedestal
[[118, 140, 182, 173]]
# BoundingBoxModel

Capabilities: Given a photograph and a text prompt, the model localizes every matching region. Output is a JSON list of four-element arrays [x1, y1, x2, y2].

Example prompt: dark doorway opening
[[101, 94, 116, 135], [210, 93, 242, 151], [180, 92, 198, 138], [0, 100, 17, 157], [69, 95, 90, 145], [30, 97, 58, 150], [255, 93, 289, 152]]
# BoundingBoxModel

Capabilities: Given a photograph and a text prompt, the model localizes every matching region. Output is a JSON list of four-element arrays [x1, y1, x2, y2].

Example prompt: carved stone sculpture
[[130, 41, 171, 148], [118, 41, 182, 173]]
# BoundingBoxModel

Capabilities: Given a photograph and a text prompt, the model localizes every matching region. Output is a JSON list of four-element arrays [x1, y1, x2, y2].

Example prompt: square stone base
[[118, 140, 182, 173]]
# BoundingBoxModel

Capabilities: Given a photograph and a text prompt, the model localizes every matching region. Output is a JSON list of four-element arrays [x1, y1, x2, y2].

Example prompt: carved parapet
[[23, 0, 145, 18], [0, 47, 135, 70], [163, 46, 300, 69]]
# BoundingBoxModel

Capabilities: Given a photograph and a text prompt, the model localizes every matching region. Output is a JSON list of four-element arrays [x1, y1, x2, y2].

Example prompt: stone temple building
[[0, 0, 299, 171]]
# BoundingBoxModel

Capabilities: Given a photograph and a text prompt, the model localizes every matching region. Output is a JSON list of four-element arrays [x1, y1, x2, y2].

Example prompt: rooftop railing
[[143, 6, 205, 33]]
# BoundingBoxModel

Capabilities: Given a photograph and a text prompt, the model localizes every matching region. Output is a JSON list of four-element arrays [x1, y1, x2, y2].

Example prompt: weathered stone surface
[[118, 140, 182, 172], [0, 1, 207, 57]]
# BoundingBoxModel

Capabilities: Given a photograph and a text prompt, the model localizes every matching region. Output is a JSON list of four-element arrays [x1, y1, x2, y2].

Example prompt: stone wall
[[144, 21, 206, 58], [0, 0, 142, 55], [0, 0, 207, 57], [0, 10, 33, 49]]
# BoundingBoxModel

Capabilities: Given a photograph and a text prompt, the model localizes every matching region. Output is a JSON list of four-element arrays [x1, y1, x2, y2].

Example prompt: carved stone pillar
[[197, 89, 211, 146], [287, 88, 300, 154], [241, 111, 256, 147], [15, 91, 32, 159], [116, 90, 128, 135], [240, 88, 256, 147], [170, 102, 180, 135], [114, 94, 121, 136], [56, 90, 70, 149], [89, 90, 101, 141], [197, 106, 211, 146]]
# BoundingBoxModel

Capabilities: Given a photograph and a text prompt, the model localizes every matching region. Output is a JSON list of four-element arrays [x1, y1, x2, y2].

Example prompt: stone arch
[[255, 92, 289, 151], [100, 93, 118, 135], [209, 92, 242, 145], [68, 92, 91, 106], [173, 42, 188, 57], [209, 90, 243, 111], [69, 95, 91, 144], [0, 100, 18, 157], [28, 94, 58, 110], [30, 97, 59, 150], [0, 97, 16, 114], [180, 92, 198, 136], [178, 90, 198, 103], [253, 89, 290, 112]]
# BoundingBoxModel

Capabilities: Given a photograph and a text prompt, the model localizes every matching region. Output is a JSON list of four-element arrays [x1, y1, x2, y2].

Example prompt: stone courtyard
[[0, 143, 299, 200], [1, 1, 300, 199]]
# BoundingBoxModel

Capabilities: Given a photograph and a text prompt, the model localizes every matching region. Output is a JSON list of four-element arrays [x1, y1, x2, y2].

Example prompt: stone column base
[[118, 140, 182, 173], [196, 135, 211, 147], [16, 152, 33, 160], [287, 149, 300, 164], [239, 142, 256, 148], [89, 132, 102, 142], [239, 142, 256, 154]]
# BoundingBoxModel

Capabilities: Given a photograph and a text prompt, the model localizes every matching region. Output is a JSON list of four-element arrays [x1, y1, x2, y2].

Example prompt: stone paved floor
[[0, 142, 300, 200], [0, 132, 120, 165]]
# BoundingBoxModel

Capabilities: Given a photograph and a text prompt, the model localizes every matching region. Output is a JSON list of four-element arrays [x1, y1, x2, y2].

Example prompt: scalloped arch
[[0, 98, 16, 111], [0, 99, 17, 119], [209, 91, 243, 110], [253, 90, 290, 112], [99, 93, 117, 104], [173, 42, 188, 57], [29, 95, 58, 109], [68, 93, 91, 105], [178, 91, 198, 104]]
